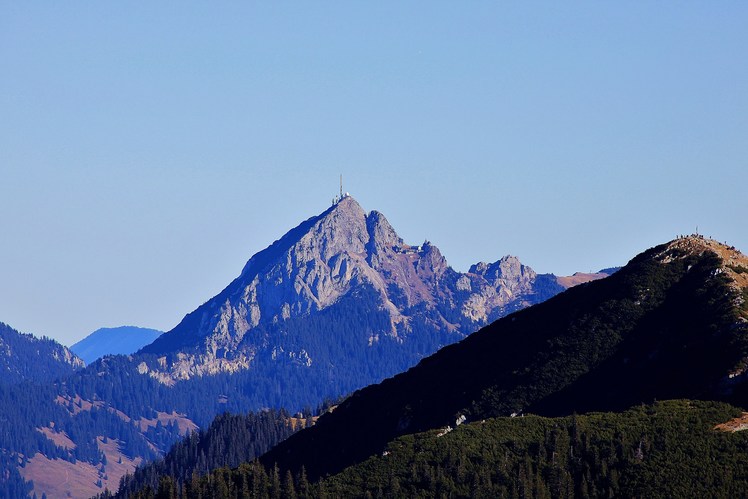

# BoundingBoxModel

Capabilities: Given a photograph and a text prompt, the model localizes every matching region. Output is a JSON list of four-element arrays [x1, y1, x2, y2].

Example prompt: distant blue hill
[[71, 326, 163, 364]]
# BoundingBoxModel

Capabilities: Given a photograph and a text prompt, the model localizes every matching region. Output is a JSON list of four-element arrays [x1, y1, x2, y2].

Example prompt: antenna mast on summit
[[340, 174, 343, 199]]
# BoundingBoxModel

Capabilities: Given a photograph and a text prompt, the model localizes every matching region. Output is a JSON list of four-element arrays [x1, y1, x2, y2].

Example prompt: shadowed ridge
[[261, 236, 748, 481]]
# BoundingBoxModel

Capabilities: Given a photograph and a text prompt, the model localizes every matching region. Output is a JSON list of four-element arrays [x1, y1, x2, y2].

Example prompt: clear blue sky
[[1, 3, 746, 346]]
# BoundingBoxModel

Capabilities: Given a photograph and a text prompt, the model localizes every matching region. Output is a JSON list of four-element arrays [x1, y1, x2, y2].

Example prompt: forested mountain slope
[[114, 408, 311, 497], [0, 321, 83, 385], [164, 400, 748, 498], [263, 236, 748, 480]]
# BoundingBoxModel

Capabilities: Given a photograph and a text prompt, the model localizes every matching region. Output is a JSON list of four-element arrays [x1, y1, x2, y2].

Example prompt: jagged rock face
[[470, 256, 536, 290], [462, 256, 540, 322], [142, 197, 563, 380], [55, 347, 86, 370]]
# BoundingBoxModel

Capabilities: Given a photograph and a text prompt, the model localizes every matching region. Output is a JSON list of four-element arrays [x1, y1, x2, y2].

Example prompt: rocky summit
[[140, 196, 564, 381]]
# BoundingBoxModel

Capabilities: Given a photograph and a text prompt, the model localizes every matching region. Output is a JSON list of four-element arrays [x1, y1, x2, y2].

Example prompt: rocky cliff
[[141, 197, 565, 380]]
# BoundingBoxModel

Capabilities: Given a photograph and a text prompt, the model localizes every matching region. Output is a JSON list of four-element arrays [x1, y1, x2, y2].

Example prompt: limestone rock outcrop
[[141, 196, 565, 380]]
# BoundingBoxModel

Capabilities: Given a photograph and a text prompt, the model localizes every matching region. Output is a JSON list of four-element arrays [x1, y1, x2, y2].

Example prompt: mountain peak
[[661, 234, 743, 259], [655, 235, 748, 293], [659, 234, 718, 254], [141, 197, 563, 381], [317, 195, 367, 229], [469, 255, 535, 282], [330, 194, 364, 214]]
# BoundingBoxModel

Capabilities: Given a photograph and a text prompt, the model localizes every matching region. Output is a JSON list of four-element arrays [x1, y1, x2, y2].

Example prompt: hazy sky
[[1, 3, 746, 346]]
